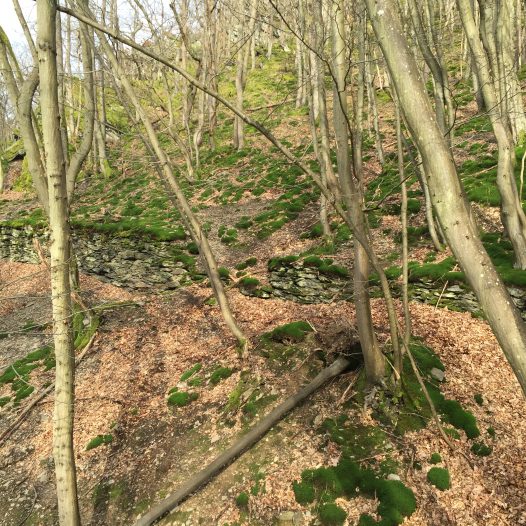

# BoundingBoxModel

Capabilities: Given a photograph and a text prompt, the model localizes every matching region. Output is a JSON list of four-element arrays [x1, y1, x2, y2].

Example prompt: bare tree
[[36, 0, 80, 523], [458, 0, 526, 269], [365, 0, 526, 396]]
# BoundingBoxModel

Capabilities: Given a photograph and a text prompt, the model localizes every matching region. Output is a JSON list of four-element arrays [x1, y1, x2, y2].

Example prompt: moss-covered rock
[[319, 503, 347, 525], [263, 321, 313, 343], [427, 467, 450, 490]]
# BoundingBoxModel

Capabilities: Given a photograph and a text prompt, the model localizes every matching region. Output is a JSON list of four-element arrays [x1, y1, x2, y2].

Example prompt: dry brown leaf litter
[[1, 262, 525, 525]]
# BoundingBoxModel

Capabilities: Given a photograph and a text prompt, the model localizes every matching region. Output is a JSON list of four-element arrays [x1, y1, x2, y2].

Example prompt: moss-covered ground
[[291, 340, 488, 525]]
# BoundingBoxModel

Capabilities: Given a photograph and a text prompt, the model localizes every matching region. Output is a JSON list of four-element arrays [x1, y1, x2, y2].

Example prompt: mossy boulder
[[427, 467, 450, 490], [263, 321, 313, 343], [319, 503, 347, 525]]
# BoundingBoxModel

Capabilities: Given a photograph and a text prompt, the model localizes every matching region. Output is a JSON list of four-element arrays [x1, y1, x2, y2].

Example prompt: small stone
[[37, 471, 49, 485], [430, 368, 445, 382], [387, 473, 401, 481], [277, 511, 297, 525]]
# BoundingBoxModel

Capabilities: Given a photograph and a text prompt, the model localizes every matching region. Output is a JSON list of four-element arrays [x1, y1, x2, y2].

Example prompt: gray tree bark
[[331, 0, 386, 383], [458, 0, 526, 269], [366, 0, 526, 396], [36, 0, 80, 524]]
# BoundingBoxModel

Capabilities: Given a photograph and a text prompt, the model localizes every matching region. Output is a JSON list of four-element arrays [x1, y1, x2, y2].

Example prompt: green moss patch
[[293, 457, 416, 526], [268, 255, 299, 270], [0, 345, 56, 404], [292, 481, 315, 504], [319, 503, 347, 525], [321, 417, 388, 461], [235, 257, 258, 271], [210, 366, 233, 385], [262, 321, 313, 343], [180, 363, 202, 382], [239, 276, 260, 289], [86, 434, 113, 451], [471, 442, 492, 456], [303, 256, 349, 278], [167, 389, 198, 407], [235, 492, 249, 508], [430, 453, 442, 464], [370, 341, 481, 440], [427, 467, 450, 490]]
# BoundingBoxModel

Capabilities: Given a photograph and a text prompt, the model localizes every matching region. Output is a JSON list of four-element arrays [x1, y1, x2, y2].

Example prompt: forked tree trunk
[[36, 1, 80, 524], [366, 0, 526, 396]]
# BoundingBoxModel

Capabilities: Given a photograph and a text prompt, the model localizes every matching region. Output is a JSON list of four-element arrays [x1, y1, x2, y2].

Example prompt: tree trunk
[[458, 0, 526, 269], [331, 0, 386, 383], [36, 1, 80, 524], [497, 0, 526, 139], [66, 8, 95, 199], [395, 99, 411, 345], [366, 0, 526, 396], [0, 36, 49, 214], [95, 23, 248, 349]]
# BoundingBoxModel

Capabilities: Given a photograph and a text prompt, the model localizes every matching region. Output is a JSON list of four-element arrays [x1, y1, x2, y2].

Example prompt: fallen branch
[[134, 356, 351, 526]]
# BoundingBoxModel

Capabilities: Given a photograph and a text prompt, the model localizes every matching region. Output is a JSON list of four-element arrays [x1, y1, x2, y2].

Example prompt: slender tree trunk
[[66, 11, 95, 199], [396, 100, 411, 345], [65, 15, 76, 139], [36, 1, 80, 524], [95, 23, 247, 349], [365, 45, 385, 166], [0, 35, 49, 214], [497, 0, 526, 139], [12, 0, 38, 61], [331, 0, 386, 383], [56, 12, 69, 163], [458, 0, 526, 269], [366, 0, 526, 396], [0, 157, 4, 193]]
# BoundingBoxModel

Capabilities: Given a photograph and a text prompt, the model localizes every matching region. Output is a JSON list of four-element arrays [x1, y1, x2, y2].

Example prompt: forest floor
[[1, 257, 525, 526], [2, 50, 526, 526]]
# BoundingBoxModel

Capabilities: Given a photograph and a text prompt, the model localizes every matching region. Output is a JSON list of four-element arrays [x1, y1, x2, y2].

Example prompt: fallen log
[[134, 356, 351, 526]]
